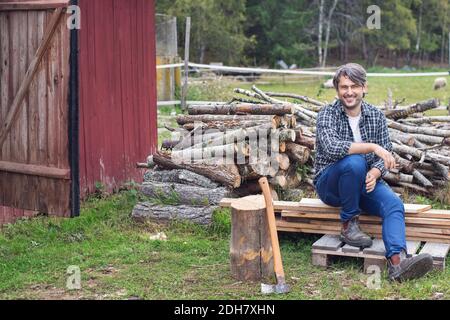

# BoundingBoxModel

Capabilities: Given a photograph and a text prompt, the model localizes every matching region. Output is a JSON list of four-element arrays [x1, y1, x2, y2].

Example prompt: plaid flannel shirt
[[313, 99, 393, 185]]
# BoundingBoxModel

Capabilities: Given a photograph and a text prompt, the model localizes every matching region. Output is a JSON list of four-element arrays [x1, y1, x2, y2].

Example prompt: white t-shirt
[[347, 114, 363, 143]]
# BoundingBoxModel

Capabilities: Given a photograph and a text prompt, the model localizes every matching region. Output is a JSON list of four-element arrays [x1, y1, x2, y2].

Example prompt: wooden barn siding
[[0, 6, 71, 224], [78, 0, 157, 197]]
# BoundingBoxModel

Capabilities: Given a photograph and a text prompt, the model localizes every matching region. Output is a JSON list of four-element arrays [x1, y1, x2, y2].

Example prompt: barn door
[[0, 1, 77, 218]]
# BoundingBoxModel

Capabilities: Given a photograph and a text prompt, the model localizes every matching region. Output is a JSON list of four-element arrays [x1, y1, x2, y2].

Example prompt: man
[[314, 63, 433, 282]]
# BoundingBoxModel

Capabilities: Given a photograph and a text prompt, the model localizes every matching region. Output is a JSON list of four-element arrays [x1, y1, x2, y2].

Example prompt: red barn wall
[[78, 0, 158, 197]]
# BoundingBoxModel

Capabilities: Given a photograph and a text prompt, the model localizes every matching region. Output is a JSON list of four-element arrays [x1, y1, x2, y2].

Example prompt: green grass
[[184, 73, 450, 109], [0, 190, 448, 300]]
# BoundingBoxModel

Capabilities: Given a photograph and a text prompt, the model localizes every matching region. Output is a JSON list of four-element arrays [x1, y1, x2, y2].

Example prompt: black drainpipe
[[68, 0, 80, 217]]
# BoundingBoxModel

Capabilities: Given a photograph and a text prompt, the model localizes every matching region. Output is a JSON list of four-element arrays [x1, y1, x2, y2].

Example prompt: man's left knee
[[383, 196, 405, 217]]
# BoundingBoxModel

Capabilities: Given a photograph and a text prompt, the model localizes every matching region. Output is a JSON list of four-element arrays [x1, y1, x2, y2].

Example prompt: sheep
[[434, 77, 447, 90]]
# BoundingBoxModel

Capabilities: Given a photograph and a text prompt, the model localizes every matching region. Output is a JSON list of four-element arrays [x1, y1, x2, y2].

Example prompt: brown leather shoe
[[388, 251, 433, 282], [339, 216, 373, 249]]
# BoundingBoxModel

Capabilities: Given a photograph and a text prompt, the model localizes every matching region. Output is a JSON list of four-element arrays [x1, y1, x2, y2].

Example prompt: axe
[[258, 177, 290, 295]]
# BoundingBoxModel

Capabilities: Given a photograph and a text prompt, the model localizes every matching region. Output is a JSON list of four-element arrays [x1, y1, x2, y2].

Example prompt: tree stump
[[229, 195, 274, 281]]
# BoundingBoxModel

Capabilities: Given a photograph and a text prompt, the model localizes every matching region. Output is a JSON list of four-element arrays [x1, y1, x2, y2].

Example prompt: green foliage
[[157, 0, 249, 65], [297, 164, 312, 180], [93, 181, 106, 199], [416, 183, 450, 210], [158, 0, 450, 68], [186, 78, 236, 102], [209, 208, 231, 237], [245, 0, 315, 66], [150, 188, 182, 206]]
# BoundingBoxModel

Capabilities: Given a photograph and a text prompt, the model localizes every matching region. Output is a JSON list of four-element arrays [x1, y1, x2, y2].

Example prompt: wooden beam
[[220, 198, 432, 215], [276, 220, 450, 243], [0, 1, 68, 11], [0, 160, 70, 180], [281, 211, 450, 226], [0, 8, 63, 148]]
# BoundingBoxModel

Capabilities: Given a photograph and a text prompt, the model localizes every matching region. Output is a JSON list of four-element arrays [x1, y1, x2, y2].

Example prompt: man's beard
[[341, 95, 362, 109]]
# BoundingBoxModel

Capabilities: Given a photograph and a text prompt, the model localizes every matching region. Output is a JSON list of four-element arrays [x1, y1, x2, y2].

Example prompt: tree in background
[[411, 0, 449, 66], [317, 0, 339, 68], [244, 0, 316, 67], [157, 0, 450, 68], [360, 0, 417, 67], [156, 0, 248, 65]]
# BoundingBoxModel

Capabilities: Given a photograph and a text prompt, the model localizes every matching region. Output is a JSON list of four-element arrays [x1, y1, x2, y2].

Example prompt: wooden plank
[[426, 210, 450, 219], [364, 258, 386, 273], [105, 0, 123, 192], [0, 7, 63, 148], [279, 224, 450, 243], [311, 253, 328, 267], [363, 239, 385, 256], [419, 242, 450, 261], [130, 0, 140, 183], [50, 9, 69, 216], [77, 0, 88, 196], [406, 240, 421, 257], [312, 219, 450, 236], [42, 9, 54, 213], [311, 235, 343, 251], [285, 210, 450, 220], [311, 248, 385, 261], [342, 244, 361, 254], [36, 10, 49, 213], [59, 6, 70, 217], [0, 1, 68, 11], [297, 198, 431, 214], [18, 9, 30, 210], [27, 9, 39, 212], [278, 225, 341, 235], [9, 10, 21, 209], [282, 211, 450, 226], [0, 12, 10, 207], [0, 12, 10, 159], [283, 218, 450, 237], [0, 160, 70, 179], [80, 0, 96, 195], [220, 198, 433, 215], [276, 220, 450, 243]]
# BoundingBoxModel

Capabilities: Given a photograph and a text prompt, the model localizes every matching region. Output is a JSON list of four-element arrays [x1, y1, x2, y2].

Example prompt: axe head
[[261, 282, 290, 295]]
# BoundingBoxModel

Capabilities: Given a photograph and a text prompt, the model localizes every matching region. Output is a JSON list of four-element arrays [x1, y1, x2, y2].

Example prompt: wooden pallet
[[311, 235, 450, 272]]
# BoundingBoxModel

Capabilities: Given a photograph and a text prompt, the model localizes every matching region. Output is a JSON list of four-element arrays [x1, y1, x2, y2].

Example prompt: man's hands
[[373, 145, 396, 170], [365, 169, 380, 193], [348, 143, 397, 193]]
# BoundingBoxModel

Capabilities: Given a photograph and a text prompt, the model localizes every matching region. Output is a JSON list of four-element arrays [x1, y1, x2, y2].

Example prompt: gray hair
[[333, 63, 367, 90]]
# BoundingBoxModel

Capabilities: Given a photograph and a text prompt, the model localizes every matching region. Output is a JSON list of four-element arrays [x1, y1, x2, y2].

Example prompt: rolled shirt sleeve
[[370, 113, 393, 178]]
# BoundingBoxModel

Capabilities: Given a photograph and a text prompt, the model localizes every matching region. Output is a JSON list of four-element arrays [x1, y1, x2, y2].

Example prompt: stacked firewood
[[148, 86, 450, 199], [150, 87, 317, 197]]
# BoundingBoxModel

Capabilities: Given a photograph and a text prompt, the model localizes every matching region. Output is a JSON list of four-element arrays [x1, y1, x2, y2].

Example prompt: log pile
[[155, 86, 449, 197], [220, 197, 450, 244], [151, 86, 315, 196], [131, 169, 231, 225]]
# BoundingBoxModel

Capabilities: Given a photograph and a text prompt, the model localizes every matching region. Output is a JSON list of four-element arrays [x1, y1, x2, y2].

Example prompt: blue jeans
[[314, 154, 407, 258]]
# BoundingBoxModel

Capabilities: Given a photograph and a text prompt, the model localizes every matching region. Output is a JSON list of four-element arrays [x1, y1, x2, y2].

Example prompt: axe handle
[[258, 177, 285, 280]]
